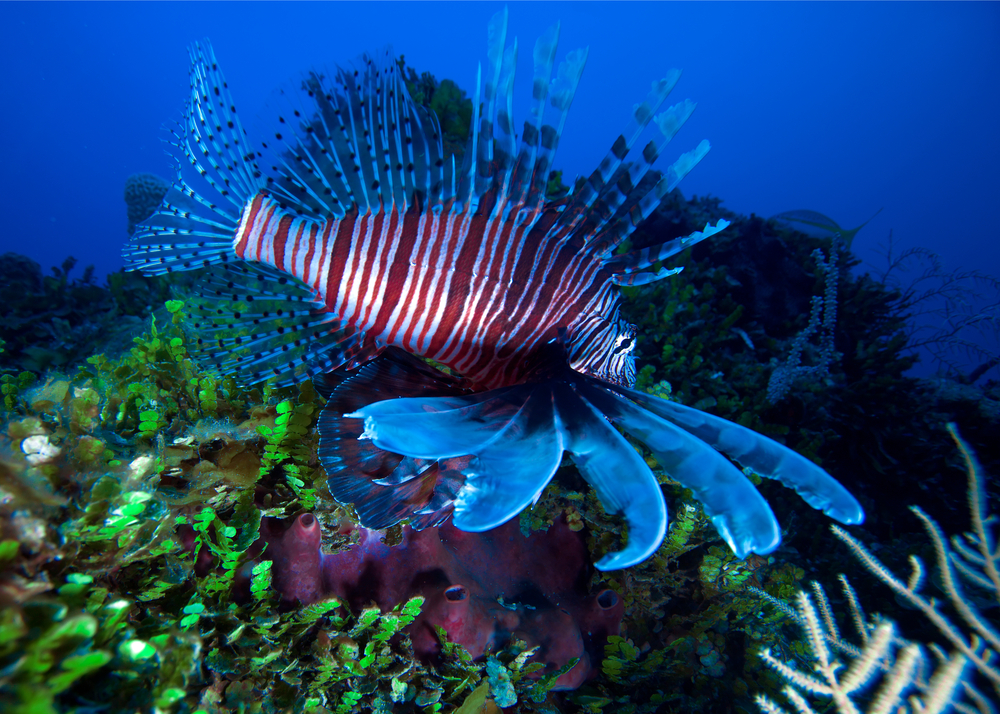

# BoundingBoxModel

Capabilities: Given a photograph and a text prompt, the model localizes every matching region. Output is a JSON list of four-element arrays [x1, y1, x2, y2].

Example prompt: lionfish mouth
[[321, 349, 863, 571]]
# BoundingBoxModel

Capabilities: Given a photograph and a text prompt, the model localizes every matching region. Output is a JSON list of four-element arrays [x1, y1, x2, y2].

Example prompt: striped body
[[235, 192, 623, 389], [124, 18, 724, 391]]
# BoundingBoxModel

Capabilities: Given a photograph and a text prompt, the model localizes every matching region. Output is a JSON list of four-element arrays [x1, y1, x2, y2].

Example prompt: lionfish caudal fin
[[122, 10, 727, 387], [325, 353, 863, 571]]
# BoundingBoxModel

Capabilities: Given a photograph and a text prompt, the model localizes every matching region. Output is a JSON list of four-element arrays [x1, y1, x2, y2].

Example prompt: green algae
[[0, 302, 585, 713]]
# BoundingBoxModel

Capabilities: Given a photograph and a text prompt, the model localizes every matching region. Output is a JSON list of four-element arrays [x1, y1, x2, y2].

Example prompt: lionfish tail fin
[[123, 40, 263, 275]]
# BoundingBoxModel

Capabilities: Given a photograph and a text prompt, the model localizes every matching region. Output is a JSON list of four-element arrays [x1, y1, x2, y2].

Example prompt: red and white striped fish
[[125, 10, 863, 570]]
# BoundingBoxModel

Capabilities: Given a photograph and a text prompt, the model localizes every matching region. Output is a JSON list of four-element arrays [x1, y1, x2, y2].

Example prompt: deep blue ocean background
[[2, 1, 997, 377]]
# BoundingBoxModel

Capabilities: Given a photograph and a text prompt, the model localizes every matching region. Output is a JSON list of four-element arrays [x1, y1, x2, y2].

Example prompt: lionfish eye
[[612, 336, 633, 355]]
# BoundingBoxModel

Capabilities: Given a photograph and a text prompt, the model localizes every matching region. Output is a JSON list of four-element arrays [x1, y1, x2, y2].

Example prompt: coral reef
[[0, 253, 140, 375], [0, 249, 187, 377], [251, 513, 624, 690], [124, 172, 170, 235], [395, 57, 472, 166]]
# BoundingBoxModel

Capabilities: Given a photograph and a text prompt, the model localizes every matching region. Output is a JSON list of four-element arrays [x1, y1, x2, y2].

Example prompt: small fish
[[770, 208, 882, 250], [124, 10, 863, 569]]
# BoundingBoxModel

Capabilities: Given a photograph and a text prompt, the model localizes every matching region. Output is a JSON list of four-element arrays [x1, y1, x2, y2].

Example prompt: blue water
[[2, 1, 998, 374]]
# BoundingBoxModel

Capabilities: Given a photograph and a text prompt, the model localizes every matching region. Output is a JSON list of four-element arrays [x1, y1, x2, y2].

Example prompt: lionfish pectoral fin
[[347, 387, 523, 459], [578, 380, 780, 558], [352, 384, 563, 533], [320, 350, 477, 533], [618, 386, 865, 526], [553, 383, 668, 571], [453, 387, 565, 532]]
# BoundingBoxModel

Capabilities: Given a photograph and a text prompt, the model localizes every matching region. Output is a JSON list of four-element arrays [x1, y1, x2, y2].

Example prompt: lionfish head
[[567, 311, 638, 388]]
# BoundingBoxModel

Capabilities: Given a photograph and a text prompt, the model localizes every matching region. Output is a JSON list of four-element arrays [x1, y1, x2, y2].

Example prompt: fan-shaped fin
[[319, 348, 472, 530], [553, 382, 668, 570], [577, 379, 780, 557], [350, 383, 564, 533], [616, 385, 865, 525], [347, 387, 522, 459], [184, 262, 372, 387], [452, 386, 564, 531], [124, 40, 263, 275]]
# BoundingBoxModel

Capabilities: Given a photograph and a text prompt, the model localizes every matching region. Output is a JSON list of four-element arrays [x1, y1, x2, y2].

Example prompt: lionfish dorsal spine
[[522, 45, 590, 221], [126, 10, 727, 389], [491, 40, 519, 220], [548, 70, 681, 241], [507, 22, 560, 214], [472, 7, 509, 204]]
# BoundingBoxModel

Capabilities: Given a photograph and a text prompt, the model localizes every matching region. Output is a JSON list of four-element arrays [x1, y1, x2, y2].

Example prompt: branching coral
[[767, 244, 841, 404], [754, 424, 1000, 713], [871, 230, 1000, 382]]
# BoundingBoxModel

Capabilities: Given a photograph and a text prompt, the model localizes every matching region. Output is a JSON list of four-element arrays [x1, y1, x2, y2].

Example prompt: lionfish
[[124, 10, 863, 570]]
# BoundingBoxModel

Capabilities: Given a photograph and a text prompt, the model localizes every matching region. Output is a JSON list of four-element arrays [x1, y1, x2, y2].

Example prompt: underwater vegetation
[[2, 12, 999, 714]]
